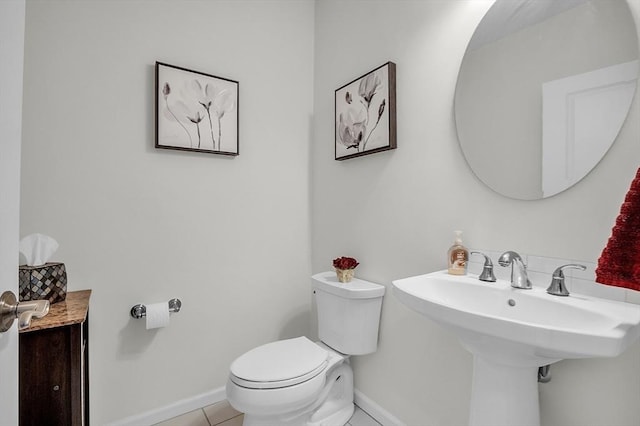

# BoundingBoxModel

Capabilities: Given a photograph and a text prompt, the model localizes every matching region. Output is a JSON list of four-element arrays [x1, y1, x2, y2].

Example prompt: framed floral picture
[[335, 62, 396, 161], [155, 62, 239, 156]]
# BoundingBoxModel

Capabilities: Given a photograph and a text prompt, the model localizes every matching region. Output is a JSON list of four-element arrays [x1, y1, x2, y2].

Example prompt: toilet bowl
[[226, 337, 353, 425], [226, 272, 385, 426]]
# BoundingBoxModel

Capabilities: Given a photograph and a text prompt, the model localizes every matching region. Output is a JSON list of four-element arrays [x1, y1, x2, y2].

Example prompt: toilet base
[[242, 361, 354, 426], [307, 403, 354, 426]]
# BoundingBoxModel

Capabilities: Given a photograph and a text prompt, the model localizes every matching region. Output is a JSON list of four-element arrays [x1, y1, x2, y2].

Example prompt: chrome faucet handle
[[498, 251, 532, 289], [547, 264, 586, 296], [471, 252, 496, 282]]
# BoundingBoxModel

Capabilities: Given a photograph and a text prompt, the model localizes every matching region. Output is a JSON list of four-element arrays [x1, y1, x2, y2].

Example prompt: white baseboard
[[106, 387, 227, 426], [106, 386, 402, 426], [354, 389, 406, 426]]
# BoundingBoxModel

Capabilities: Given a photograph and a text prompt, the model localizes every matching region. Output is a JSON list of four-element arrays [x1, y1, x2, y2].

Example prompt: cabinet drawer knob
[[53, 385, 60, 391]]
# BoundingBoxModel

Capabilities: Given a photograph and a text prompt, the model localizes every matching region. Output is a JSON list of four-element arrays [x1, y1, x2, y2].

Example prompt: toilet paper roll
[[146, 302, 170, 330]]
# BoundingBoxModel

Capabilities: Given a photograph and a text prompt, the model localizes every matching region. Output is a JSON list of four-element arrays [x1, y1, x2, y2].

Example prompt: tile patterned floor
[[153, 400, 381, 426]]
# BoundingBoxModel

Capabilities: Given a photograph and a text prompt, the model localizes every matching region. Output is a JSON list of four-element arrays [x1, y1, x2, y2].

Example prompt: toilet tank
[[312, 271, 385, 355]]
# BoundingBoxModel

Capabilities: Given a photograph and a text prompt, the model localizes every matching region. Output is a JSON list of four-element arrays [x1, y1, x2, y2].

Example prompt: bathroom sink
[[392, 271, 640, 426], [392, 270, 640, 363]]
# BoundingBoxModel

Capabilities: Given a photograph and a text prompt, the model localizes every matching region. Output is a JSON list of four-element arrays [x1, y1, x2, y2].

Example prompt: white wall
[[313, 1, 640, 425], [20, 0, 314, 423]]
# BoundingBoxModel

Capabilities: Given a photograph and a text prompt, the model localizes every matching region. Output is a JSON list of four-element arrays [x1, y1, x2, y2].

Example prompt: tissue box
[[18, 262, 67, 304]]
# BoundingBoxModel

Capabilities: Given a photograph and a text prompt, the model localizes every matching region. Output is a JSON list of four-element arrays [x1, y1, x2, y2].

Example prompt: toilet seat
[[230, 337, 329, 389]]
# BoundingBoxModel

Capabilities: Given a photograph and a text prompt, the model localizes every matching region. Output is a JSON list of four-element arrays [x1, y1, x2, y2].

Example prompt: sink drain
[[507, 299, 516, 306]]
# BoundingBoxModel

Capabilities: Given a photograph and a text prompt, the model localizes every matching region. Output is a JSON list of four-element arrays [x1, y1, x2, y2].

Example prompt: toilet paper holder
[[130, 298, 182, 319]]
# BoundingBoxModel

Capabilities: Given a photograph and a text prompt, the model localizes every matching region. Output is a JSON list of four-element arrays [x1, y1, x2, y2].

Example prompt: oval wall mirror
[[455, 0, 639, 200]]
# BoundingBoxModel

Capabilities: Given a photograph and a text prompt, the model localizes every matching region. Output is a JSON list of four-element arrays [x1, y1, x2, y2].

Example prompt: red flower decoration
[[333, 256, 359, 270]]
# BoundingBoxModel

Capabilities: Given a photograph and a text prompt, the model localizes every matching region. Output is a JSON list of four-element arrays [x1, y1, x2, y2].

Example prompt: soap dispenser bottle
[[448, 230, 469, 275]]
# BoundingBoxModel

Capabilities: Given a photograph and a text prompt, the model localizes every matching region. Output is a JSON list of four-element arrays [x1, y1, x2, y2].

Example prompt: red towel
[[596, 168, 640, 291]]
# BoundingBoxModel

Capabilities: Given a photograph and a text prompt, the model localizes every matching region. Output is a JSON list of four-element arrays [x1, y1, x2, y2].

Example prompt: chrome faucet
[[546, 264, 586, 296], [498, 251, 532, 289]]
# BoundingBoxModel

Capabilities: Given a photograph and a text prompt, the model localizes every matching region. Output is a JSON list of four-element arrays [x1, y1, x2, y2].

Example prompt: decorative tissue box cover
[[18, 262, 67, 304]]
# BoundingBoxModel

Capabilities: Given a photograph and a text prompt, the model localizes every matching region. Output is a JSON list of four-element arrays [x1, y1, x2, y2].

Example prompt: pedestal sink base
[[469, 357, 540, 426]]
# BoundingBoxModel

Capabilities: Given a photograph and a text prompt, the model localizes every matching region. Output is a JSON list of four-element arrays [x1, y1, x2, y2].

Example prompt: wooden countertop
[[20, 289, 91, 333]]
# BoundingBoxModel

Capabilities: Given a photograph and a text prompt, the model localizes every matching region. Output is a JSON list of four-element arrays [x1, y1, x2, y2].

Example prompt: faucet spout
[[498, 251, 532, 289]]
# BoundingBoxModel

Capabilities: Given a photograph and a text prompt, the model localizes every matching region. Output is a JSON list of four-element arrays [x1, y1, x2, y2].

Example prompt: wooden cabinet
[[19, 290, 91, 426]]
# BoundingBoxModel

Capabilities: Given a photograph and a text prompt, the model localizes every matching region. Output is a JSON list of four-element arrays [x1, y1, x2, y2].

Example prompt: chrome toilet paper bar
[[130, 298, 182, 319]]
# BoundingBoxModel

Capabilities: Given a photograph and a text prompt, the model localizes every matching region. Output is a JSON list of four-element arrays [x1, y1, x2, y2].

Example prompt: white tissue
[[146, 303, 170, 330], [19, 233, 59, 267]]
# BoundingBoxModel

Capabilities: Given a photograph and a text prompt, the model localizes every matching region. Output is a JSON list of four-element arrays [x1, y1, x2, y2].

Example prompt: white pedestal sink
[[392, 271, 640, 426]]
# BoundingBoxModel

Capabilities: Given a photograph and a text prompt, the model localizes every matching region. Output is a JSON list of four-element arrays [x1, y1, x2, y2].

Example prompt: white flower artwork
[[335, 62, 396, 160], [156, 62, 239, 156]]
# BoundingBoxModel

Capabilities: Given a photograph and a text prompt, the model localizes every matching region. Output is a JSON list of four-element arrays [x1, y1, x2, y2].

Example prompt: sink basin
[[393, 270, 640, 363], [392, 271, 640, 426]]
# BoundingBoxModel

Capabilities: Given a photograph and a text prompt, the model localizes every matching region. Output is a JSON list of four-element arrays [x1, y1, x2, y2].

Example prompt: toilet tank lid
[[312, 272, 385, 299]]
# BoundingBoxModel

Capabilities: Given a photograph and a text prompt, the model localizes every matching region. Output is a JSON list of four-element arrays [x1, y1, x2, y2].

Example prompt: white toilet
[[226, 271, 385, 426]]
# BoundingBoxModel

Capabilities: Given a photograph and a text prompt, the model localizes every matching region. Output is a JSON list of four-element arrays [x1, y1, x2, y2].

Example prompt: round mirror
[[455, 0, 639, 200]]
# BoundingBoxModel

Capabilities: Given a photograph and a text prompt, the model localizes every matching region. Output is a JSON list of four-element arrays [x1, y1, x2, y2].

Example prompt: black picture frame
[[335, 62, 396, 160], [155, 61, 239, 156]]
